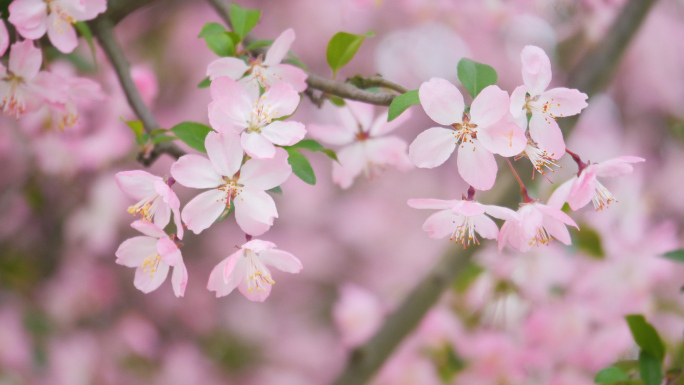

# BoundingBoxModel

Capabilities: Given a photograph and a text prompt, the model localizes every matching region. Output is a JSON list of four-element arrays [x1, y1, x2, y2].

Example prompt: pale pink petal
[[208, 100, 249, 133], [131, 220, 166, 238], [0, 20, 8, 57], [456, 201, 486, 216], [157, 236, 181, 266], [263, 64, 308, 92], [206, 57, 250, 80], [333, 143, 366, 189], [238, 272, 272, 302], [535, 204, 578, 229], [264, 28, 295, 66], [205, 130, 243, 177], [476, 120, 527, 157], [509, 85, 528, 118], [261, 81, 300, 118], [238, 75, 261, 101], [596, 156, 645, 178], [170, 155, 224, 188], [153, 204, 171, 229], [171, 260, 188, 297], [207, 254, 244, 297], [115, 170, 158, 200], [8, 0, 47, 40], [260, 121, 306, 146], [529, 113, 565, 159], [78, 0, 107, 20], [547, 177, 575, 209], [336, 102, 365, 133], [457, 140, 497, 191], [345, 100, 375, 130], [172, 206, 184, 240], [154, 180, 180, 210], [239, 147, 292, 190], [260, 250, 303, 273], [482, 204, 518, 221], [538, 88, 588, 118], [472, 215, 499, 240], [422, 209, 460, 239], [419, 77, 464, 125], [233, 210, 271, 236], [364, 137, 413, 171], [502, 220, 531, 252], [115, 236, 157, 267], [208, 77, 251, 129], [407, 199, 457, 210], [470, 85, 509, 128], [181, 189, 227, 234], [242, 131, 276, 159], [242, 239, 277, 253], [223, 251, 242, 278], [568, 165, 598, 211], [134, 262, 169, 294], [307, 123, 355, 146], [25, 71, 66, 104], [369, 108, 412, 137], [521, 45, 552, 97], [234, 188, 277, 236], [9, 40, 42, 79], [46, 13, 78, 53], [542, 216, 572, 245], [408, 127, 457, 168]]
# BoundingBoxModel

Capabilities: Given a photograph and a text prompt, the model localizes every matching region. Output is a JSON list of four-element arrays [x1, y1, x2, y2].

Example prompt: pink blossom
[[8, 0, 106, 53], [115, 170, 184, 240], [548, 156, 645, 211], [170, 131, 292, 236], [47, 72, 105, 130], [498, 201, 578, 252], [207, 239, 302, 302], [407, 198, 516, 248], [115, 221, 187, 297], [0, 40, 65, 118], [208, 76, 306, 159], [332, 283, 384, 347], [206, 28, 307, 99], [408, 78, 527, 190], [308, 100, 413, 188], [510, 45, 588, 158]]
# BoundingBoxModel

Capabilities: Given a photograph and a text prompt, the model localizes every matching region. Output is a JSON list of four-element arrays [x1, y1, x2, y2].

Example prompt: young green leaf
[[457, 58, 498, 99], [150, 135, 178, 145], [229, 4, 261, 39], [74, 21, 96, 65], [326, 32, 369, 77], [122, 119, 144, 138], [198, 77, 212, 89], [216, 200, 234, 222], [170, 122, 213, 153], [662, 249, 684, 263], [626, 315, 665, 362], [199, 23, 235, 57], [285, 148, 316, 185], [639, 351, 663, 385], [268, 186, 283, 194], [198, 22, 227, 38], [246, 39, 274, 51], [321, 149, 339, 162], [290, 139, 325, 152], [594, 366, 629, 384], [388, 89, 420, 122]]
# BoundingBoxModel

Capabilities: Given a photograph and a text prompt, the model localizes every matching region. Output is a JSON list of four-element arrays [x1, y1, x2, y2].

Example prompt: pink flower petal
[[157, 236, 181, 266], [172, 206, 184, 240], [134, 262, 169, 294], [470, 85, 509, 128], [407, 199, 457, 210], [9, 40, 42, 80], [208, 101, 248, 133], [521, 45, 552, 97], [509, 85, 527, 118], [206, 57, 250, 80], [234, 187, 277, 236], [181, 189, 227, 234], [529, 113, 565, 159], [547, 177, 575, 209], [482, 204, 518, 221], [542, 215, 572, 245], [241, 131, 276, 159], [408, 127, 456, 168], [242, 239, 277, 253], [369, 108, 412, 137], [170, 155, 224, 189], [8, 0, 47, 40], [457, 140, 497, 191], [264, 28, 295, 66], [422, 209, 460, 239], [456, 201, 486, 217], [476, 120, 527, 157], [333, 143, 366, 189], [568, 165, 598, 211], [154, 180, 180, 210], [239, 147, 292, 190], [238, 76, 261, 101], [538, 87, 588, 118], [261, 81, 300, 118], [208, 77, 251, 129], [171, 260, 188, 297], [131, 220, 166, 238], [260, 121, 306, 146], [115, 170, 158, 200], [472, 215, 499, 240], [419, 77, 464, 125], [307, 123, 355, 146], [263, 64, 308, 92], [205, 130, 243, 177], [596, 156, 645, 178], [115, 236, 157, 267], [336, 102, 365, 133], [535, 203, 578, 229], [260, 250, 303, 273], [208, 254, 243, 297], [345, 100, 375, 131], [47, 13, 78, 53], [153, 204, 171, 230], [0, 20, 8, 57]]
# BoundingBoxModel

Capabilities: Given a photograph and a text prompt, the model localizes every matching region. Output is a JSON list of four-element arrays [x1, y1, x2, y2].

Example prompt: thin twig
[[306, 73, 397, 106], [346, 75, 408, 94]]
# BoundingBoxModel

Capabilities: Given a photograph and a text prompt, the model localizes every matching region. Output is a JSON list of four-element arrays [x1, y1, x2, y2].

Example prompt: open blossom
[[170, 131, 292, 236], [510, 45, 588, 158], [208, 76, 306, 159], [308, 100, 413, 188], [548, 156, 645, 211], [408, 198, 516, 248], [206, 28, 307, 99], [115, 221, 187, 297], [498, 201, 578, 252], [207, 239, 302, 302], [8, 0, 106, 53], [115, 171, 184, 240], [409, 78, 527, 190], [0, 40, 65, 118]]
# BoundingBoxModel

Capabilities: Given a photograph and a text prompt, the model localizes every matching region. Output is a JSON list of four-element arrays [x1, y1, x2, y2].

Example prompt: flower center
[[1, 73, 27, 119], [450, 215, 480, 249], [216, 177, 242, 210], [244, 250, 275, 293], [142, 254, 162, 278], [46, 0, 77, 34], [592, 180, 616, 211], [451, 113, 478, 147], [248, 94, 278, 132], [518, 141, 559, 176], [529, 226, 553, 247], [526, 94, 563, 122], [127, 193, 162, 221]]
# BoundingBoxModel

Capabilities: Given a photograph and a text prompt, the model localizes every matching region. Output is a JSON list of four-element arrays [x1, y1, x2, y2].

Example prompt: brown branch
[[346, 75, 408, 94]]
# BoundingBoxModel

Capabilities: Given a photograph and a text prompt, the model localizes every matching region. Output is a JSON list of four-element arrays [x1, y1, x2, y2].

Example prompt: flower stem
[[506, 158, 533, 203], [565, 148, 587, 173]]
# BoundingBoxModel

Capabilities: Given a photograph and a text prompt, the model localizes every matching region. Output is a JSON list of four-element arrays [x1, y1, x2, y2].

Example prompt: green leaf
[[662, 249, 684, 263], [229, 4, 261, 39], [198, 77, 212, 89], [626, 315, 665, 362], [452, 261, 485, 293], [639, 351, 663, 385], [216, 200, 234, 222], [457, 58, 498, 98], [388, 89, 420, 122], [74, 21, 96, 65], [123, 119, 144, 137], [285, 148, 316, 185], [291, 139, 325, 152], [326, 32, 369, 77], [246, 39, 273, 51], [199, 23, 235, 57], [198, 22, 226, 38], [150, 135, 177, 145], [170, 122, 213, 153], [149, 129, 169, 136], [268, 186, 283, 194], [329, 96, 346, 106], [595, 366, 629, 384], [321, 149, 339, 162], [573, 224, 605, 259]]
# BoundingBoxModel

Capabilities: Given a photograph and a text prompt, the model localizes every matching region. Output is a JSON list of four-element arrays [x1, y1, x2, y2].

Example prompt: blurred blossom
[[333, 283, 385, 347]]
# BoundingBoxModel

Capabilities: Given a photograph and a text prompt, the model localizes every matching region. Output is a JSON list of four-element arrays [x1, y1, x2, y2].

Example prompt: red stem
[[506, 158, 533, 203]]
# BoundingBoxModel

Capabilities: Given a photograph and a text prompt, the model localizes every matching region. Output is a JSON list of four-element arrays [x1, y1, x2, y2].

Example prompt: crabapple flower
[[548, 156, 645, 211], [308, 100, 413, 188], [0, 40, 65, 118], [206, 28, 307, 99], [8, 0, 106, 53], [409, 78, 527, 190], [408, 198, 516, 248], [115, 171, 184, 240], [115, 221, 187, 297], [510, 46, 588, 158], [207, 239, 302, 302], [498, 201, 578, 252], [170, 131, 292, 236], [208, 76, 306, 159]]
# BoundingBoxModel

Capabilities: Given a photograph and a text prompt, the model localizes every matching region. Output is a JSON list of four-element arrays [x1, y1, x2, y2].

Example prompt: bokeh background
[[1, 0, 684, 384]]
